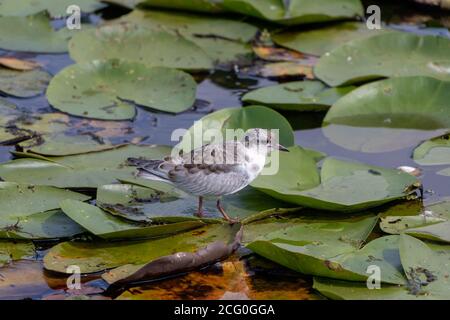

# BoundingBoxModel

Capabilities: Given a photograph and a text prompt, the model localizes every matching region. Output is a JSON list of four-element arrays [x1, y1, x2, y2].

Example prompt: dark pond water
[[0, 0, 449, 300]]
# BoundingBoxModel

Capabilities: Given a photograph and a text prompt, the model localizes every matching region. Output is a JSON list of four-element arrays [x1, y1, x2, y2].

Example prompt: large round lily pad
[[0, 12, 75, 53], [69, 24, 213, 71], [315, 32, 450, 86], [0, 0, 105, 17], [0, 144, 170, 188], [242, 81, 355, 112], [221, 0, 364, 25], [118, 9, 257, 65], [46, 59, 197, 120], [178, 105, 295, 153], [251, 157, 419, 212], [272, 22, 385, 56], [0, 67, 51, 98], [322, 77, 450, 153]]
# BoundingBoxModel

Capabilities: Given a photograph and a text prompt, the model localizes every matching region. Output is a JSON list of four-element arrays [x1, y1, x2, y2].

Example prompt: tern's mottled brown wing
[[180, 141, 248, 165]]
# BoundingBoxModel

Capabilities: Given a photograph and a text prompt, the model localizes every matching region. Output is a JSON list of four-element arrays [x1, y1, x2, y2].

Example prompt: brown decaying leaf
[[0, 57, 40, 71], [257, 62, 315, 79], [253, 46, 309, 62], [106, 225, 243, 287]]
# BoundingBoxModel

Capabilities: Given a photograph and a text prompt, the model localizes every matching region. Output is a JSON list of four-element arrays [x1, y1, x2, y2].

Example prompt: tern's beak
[[277, 144, 289, 152]]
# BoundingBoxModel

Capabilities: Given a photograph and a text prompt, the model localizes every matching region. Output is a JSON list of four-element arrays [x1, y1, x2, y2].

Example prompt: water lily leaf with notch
[[0, 67, 51, 98], [242, 81, 355, 112], [0, 0, 105, 17], [178, 105, 295, 153], [322, 77, 450, 153], [0, 12, 77, 53], [97, 184, 300, 224], [0, 182, 89, 218], [381, 201, 450, 244], [44, 223, 238, 274], [118, 9, 257, 65], [247, 215, 407, 283], [313, 236, 450, 299], [60, 199, 204, 240], [272, 22, 385, 56], [69, 24, 213, 71], [46, 59, 197, 120], [413, 134, 450, 166], [315, 32, 450, 86], [0, 209, 85, 240], [0, 144, 171, 188], [0, 241, 34, 267], [221, 0, 363, 25], [252, 157, 419, 212]]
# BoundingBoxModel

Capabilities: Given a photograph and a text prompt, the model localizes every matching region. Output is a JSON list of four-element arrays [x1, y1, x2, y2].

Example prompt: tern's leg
[[195, 196, 204, 217], [216, 199, 238, 224]]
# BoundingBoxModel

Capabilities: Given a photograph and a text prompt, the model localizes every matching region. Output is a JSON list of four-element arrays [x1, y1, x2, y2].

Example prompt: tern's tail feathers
[[127, 158, 171, 183]]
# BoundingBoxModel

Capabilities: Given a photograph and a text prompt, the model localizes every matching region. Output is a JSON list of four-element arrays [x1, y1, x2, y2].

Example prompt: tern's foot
[[195, 210, 204, 218]]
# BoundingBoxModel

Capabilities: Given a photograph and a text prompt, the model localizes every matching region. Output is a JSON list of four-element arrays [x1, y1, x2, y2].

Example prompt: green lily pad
[[178, 105, 295, 153], [381, 201, 450, 244], [322, 77, 450, 153], [69, 24, 213, 71], [313, 236, 450, 299], [400, 234, 450, 298], [43, 223, 238, 274], [119, 9, 257, 65], [0, 144, 170, 188], [313, 277, 427, 300], [413, 134, 450, 166], [0, 12, 77, 53], [97, 184, 300, 224], [0, 182, 89, 217], [0, 241, 35, 267], [60, 199, 205, 240], [252, 156, 418, 212], [18, 133, 117, 157], [144, 0, 225, 13], [0, 67, 51, 98], [272, 22, 385, 56], [0, 0, 105, 17], [250, 145, 320, 196], [242, 81, 355, 112], [0, 209, 85, 240], [47, 59, 197, 120], [221, 0, 363, 25], [315, 32, 450, 86], [144, 0, 363, 25], [247, 215, 406, 283]]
